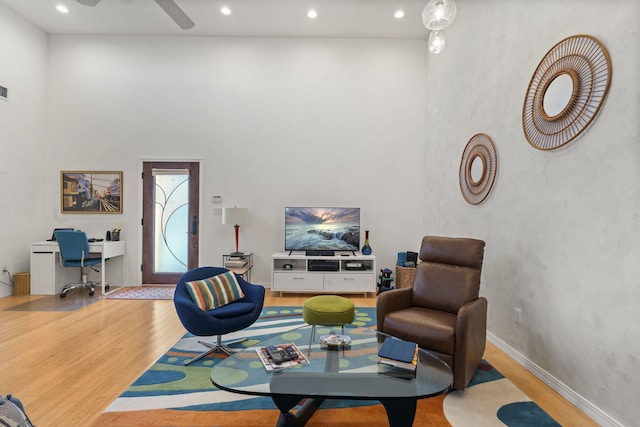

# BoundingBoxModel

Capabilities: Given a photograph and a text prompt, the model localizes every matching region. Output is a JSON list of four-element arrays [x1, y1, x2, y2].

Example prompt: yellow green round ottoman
[[303, 295, 355, 354]]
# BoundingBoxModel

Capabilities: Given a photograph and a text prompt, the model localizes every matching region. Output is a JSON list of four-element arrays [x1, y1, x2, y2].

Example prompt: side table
[[223, 252, 253, 281]]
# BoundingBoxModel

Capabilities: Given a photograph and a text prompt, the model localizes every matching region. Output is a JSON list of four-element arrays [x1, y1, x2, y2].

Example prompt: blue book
[[378, 337, 417, 363]]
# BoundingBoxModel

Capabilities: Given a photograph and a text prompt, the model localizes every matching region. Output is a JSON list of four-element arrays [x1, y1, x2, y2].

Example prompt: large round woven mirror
[[460, 133, 497, 205], [522, 34, 611, 150]]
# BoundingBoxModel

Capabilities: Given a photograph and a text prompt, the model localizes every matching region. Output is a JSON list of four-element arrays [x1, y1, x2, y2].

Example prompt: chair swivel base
[[60, 281, 109, 298], [183, 335, 246, 366]]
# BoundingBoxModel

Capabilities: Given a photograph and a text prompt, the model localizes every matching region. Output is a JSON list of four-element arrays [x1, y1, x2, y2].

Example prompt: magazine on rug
[[256, 342, 310, 371]]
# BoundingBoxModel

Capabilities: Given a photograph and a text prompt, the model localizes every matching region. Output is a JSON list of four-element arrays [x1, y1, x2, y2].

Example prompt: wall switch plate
[[515, 307, 523, 324]]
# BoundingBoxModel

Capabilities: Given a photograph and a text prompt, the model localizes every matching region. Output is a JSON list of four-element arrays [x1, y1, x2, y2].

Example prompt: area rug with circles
[[92, 306, 559, 427]]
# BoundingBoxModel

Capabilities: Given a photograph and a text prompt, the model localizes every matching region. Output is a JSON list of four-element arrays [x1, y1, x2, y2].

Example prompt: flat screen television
[[285, 207, 360, 253]]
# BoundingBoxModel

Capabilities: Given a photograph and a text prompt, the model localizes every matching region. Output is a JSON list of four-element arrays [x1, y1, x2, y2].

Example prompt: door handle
[[191, 215, 198, 235]]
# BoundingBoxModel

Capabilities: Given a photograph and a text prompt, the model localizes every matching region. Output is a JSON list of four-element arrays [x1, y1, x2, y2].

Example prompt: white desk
[[30, 240, 126, 296]]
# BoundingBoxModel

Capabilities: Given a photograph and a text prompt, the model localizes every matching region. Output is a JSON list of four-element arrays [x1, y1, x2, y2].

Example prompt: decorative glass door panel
[[153, 170, 188, 273]]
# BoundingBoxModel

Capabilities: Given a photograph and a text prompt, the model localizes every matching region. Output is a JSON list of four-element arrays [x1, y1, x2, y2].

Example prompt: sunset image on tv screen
[[285, 207, 360, 251]]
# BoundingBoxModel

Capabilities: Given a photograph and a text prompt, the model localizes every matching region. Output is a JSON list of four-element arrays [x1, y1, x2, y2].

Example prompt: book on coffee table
[[378, 337, 418, 372]]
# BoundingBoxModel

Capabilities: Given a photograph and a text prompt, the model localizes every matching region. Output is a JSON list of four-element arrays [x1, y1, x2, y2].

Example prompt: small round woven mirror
[[459, 133, 497, 205]]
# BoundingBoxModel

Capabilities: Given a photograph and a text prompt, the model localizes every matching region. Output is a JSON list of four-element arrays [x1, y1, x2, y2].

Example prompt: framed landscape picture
[[60, 171, 122, 214]]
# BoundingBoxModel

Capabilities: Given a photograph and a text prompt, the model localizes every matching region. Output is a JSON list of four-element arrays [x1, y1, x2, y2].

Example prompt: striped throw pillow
[[185, 271, 245, 310]]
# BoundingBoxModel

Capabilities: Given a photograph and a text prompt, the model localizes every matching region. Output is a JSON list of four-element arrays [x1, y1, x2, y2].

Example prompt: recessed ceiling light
[[307, 10, 318, 19], [394, 10, 405, 19], [56, 4, 69, 14], [220, 6, 231, 15]]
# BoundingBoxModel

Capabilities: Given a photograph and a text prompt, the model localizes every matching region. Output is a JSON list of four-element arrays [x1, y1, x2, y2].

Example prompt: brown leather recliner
[[377, 236, 487, 390]]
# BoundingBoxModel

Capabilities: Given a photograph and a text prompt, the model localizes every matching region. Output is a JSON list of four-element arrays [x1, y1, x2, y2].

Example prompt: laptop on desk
[[46, 228, 74, 241]]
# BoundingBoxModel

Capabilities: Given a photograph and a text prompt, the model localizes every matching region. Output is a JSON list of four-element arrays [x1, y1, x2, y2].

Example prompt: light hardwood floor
[[0, 290, 597, 427]]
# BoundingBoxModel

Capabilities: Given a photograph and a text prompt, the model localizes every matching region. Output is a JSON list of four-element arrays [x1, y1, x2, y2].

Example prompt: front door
[[142, 161, 200, 284]]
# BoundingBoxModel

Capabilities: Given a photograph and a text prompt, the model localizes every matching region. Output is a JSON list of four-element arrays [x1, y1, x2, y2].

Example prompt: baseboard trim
[[487, 332, 622, 427]]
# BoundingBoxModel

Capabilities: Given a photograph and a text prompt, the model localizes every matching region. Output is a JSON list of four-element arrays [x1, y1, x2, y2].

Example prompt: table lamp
[[222, 207, 248, 256]]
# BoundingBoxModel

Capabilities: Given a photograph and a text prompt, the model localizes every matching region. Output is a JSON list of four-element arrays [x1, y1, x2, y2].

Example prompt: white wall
[[0, 4, 48, 298], [424, 0, 640, 425], [43, 35, 427, 285]]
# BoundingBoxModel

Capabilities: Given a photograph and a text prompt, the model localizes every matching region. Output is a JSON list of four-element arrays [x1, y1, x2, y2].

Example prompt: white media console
[[271, 252, 376, 296]]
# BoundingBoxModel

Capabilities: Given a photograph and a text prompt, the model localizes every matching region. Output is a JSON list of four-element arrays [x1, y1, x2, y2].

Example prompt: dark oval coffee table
[[211, 325, 452, 427]]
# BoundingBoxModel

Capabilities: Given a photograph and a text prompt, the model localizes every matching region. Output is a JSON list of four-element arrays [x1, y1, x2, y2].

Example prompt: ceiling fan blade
[[154, 0, 195, 30], [77, 0, 101, 6]]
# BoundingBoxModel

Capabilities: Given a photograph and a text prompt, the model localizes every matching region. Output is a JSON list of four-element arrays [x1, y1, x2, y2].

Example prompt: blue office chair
[[174, 266, 265, 365], [54, 230, 104, 298]]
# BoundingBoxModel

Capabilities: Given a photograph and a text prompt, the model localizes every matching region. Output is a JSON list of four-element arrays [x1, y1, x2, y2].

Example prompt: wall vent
[[0, 85, 7, 101]]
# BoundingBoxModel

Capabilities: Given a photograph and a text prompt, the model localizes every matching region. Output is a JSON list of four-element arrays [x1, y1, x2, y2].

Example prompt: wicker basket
[[395, 266, 416, 289], [14, 272, 30, 295]]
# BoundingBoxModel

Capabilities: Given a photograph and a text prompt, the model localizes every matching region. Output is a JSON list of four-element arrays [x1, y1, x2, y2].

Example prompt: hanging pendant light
[[423, 0, 457, 55], [422, 0, 458, 31], [428, 30, 446, 55]]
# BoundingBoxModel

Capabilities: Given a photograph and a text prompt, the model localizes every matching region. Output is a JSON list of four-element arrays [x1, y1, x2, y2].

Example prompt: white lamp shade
[[222, 207, 248, 225]]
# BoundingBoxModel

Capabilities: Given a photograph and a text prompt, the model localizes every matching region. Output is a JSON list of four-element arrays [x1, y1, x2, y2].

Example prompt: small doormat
[[106, 286, 175, 300]]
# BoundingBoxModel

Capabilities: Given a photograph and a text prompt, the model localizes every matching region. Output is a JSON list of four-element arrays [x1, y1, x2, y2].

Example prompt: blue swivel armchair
[[54, 230, 105, 298], [174, 266, 265, 365]]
